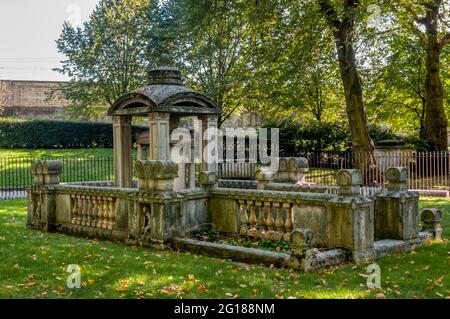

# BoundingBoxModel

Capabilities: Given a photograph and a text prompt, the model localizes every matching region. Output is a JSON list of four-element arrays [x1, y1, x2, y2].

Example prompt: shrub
[[262, 118, 419, 153], [0, 119, 145, 149]]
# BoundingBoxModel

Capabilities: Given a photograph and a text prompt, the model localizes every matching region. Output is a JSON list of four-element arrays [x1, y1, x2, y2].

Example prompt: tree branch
[[441, 33, 450, 49]]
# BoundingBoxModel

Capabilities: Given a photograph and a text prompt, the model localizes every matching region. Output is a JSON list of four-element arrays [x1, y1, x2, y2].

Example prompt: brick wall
[[0, 80, 70, 119]]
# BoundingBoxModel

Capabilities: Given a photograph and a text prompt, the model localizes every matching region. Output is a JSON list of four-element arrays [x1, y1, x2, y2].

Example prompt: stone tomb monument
[[26, 61, 443, 271]]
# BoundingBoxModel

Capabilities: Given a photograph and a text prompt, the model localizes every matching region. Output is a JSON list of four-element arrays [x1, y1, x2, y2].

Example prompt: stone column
[[201, 115, 219, 172], [113, 116, 132, 188], [137, 144, 144, 161], [148, 112, 171, 161]]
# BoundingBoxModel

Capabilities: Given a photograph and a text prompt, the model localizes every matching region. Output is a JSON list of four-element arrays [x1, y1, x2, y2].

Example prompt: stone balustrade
[[70, 194, 116, 229], [238, 198, 294, 242]]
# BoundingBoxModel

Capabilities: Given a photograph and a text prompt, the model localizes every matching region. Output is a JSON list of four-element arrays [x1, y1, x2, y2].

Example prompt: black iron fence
[[0, 156, 116, 199], [2, 151, 450, 199]]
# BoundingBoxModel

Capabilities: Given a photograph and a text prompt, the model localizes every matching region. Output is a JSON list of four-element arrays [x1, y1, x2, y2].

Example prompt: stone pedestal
[[255, 169, 273, 190], [375, 167, 419, 241], [332, 169, 375, 263], [272, 157, 309, 183], [420, 208, 442, 240], [336, 169, 362, 196], [113, 116, 132, 188], [134, 160, 178, 192], [28, 160, 63, 231]]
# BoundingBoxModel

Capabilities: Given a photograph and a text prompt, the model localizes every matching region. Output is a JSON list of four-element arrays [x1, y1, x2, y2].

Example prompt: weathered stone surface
[[375, 167, 419, 241], [302, 248, 348, 272], [134, 160, 178, 191], [31, 160, 62, 185], [291, 228, 314, 256], [386, 167, 408, 192], [293, 205, 328, 246], [336, 169, 361, 195], [373, 239, 416, 258], [172, 238, 290, 267], [420, 208, 442, 240], [198, 171, 218, 188]]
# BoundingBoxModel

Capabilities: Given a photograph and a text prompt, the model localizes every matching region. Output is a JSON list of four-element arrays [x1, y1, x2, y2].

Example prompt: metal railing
[[0, 156, 115, 199], [2, 150, 450, 199]]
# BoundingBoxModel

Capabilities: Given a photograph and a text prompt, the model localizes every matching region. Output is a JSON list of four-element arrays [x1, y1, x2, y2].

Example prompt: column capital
[[149, 112, 170, 121], [112, 115, 132, 124]]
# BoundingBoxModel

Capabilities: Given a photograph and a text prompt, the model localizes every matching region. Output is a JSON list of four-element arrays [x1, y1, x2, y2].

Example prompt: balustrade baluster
[[108, 197, 115, 229], [102, 197, 110, 229], [273, 202, 284, 240], [256, 201, 266, 238], [264, 201, 274, 239], [86, 196, 92, 227], [247, 200, 257, 237], [96, 196, 104, 228], [239, 199, 248, 235], [283, 203, 293, 242], [80, 196, 86, 226], [91, 197, 98, 227], [71, 195, 78, 224]]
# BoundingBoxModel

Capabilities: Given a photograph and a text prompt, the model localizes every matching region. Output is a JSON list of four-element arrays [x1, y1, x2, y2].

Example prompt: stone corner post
[[28, 160, 62, 232], [420, 208, 442, 240], [375, 166, 419, 241], [198, 171, 218, 190], [336, 169, 362, 196]]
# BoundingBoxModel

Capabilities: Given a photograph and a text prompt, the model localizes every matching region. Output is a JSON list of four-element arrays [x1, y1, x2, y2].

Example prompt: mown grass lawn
[[0, 198, 448, 299], [0, 148, 115, 158], [0, 149, 135, 188]]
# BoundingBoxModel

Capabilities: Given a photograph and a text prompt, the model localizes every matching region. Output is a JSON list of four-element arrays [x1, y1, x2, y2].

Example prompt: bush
[[0, 119, 144, 149], [263, 119, 352, 154], [262, 118, 419, 154]]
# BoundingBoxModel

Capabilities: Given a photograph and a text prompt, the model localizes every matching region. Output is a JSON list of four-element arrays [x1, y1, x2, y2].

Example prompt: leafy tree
[[162, 0, 252, 126], [393, 0, 450, 150], [367, 35, 428, 133], [0, 81, 10, 115], [317, 0, 375, 169], [55, 0, 156, 120]]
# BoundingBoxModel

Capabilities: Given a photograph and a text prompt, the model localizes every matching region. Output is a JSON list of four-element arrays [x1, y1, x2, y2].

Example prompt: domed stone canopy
[[108, 65, 220, 116]]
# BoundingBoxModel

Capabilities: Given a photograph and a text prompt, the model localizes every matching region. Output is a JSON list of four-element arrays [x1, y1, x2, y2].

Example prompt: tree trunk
[[423, 22, 448, 150], [319, 0, 375, 183], [334, 24, 376, 182]]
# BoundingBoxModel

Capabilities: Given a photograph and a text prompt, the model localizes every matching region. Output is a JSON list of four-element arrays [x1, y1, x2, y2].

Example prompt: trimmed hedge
[[0, 119, 144, 149]]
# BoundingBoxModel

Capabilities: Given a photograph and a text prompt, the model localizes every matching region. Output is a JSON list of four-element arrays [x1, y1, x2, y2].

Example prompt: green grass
[[0, 148, 115, 158], [0, 197, 448, 299], [0, 149, 137, 187]]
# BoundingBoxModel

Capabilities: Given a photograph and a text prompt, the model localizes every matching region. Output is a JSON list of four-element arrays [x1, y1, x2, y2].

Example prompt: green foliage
[[55, 0, 158, 120], [0, 119, 143, 149], [264, 117, 430, 153], [263, 118, 352, 153]]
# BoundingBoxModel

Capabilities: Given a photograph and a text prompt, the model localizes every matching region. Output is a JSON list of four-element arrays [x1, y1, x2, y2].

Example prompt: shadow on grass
[[0, 199, 448, 299]]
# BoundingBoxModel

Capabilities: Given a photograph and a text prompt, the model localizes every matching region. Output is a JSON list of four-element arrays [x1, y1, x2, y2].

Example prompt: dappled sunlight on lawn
[[0, 198, 448, 299]]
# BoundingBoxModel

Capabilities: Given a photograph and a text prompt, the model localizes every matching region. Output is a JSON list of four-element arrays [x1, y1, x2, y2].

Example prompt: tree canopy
[[55, 0, 450, 150]]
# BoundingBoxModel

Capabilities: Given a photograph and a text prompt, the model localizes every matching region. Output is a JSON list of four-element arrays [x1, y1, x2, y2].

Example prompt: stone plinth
[[375, 167, 419, 241], [420, 208, 442, 240], [270, 157, 309, 184], [134, 160, 178, 192], [336, 169, 361, 195]]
